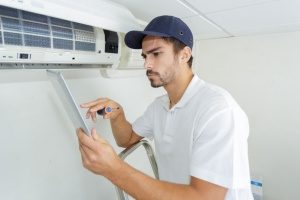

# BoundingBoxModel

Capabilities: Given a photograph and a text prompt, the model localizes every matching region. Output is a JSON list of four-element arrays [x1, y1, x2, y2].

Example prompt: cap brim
[[124, 30, 170, 49]]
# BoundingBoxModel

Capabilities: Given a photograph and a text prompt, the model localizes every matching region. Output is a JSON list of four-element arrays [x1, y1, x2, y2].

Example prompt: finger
[[91, 128, 99, 140], [77, 128, 86, 143], [81, 98, 107, 108], [91, 128, 103, 142], [79, 144, 96, 169], [91, 112, 97, 122], [79, 143, 88, 162], [91, 128, 107, 143], [89, 103, 107, 113], [77, 127, 88, 135], [77, 128, 97, 151], [86, 104, 103, 121], [87, 102, 110, 118], [86, 111, 91, 119], [86, 106, 100, 119], [80, 143, 94, 157], [80, 99, 100, 108], [77, 130, 91, 162]]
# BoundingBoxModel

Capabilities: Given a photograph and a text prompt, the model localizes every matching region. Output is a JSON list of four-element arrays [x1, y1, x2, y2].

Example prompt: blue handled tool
[[97, 106, 119, 115]]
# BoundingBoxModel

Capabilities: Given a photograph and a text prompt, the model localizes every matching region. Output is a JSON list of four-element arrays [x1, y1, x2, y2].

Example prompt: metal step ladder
[[115, 140, 159, 200]]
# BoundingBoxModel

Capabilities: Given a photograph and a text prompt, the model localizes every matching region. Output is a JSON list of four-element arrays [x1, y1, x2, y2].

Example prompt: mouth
[[146, 70, 159, 77], [147, 74, 157, 78]]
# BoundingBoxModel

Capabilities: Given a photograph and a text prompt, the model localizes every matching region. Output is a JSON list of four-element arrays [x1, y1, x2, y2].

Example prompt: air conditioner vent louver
[[0, 5, 96, 52], [0, 5, 18, 18]]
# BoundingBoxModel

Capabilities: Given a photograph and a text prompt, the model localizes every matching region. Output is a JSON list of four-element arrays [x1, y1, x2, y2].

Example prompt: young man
[[77, 15, 253, 200]]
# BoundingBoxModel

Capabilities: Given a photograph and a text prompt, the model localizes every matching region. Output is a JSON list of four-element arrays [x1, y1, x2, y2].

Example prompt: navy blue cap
[[125, 15, 193, 49]]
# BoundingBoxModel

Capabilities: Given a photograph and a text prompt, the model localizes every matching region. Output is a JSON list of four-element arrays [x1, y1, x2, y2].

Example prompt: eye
[[153, 52, 160, 57], [141, 54, 146, 59]]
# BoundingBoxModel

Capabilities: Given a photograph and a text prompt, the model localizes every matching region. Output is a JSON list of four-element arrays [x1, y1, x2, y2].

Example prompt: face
[[141, 36, 180, 88]]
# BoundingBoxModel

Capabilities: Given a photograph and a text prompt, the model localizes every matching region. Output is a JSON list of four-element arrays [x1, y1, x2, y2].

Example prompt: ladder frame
[[115, 140, 159, 200]]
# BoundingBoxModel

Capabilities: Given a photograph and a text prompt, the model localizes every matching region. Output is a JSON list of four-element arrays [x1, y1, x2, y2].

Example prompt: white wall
[[193, 31, 300, 200], [0, 69, 163, 200], [1, 30, 299, 199]]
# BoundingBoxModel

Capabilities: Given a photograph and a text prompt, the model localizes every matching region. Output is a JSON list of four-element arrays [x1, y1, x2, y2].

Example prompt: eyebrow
[[141, 46, 162, 57]]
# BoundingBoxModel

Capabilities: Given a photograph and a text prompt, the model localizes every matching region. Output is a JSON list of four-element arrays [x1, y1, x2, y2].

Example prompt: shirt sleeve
[[132, 102, 155, 139], [190, 106, 250, 189]]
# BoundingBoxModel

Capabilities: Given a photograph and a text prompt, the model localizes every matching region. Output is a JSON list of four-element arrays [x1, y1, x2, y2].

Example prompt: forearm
[[107, 161, 203, 200], [78, 125, 227, 200], [110, 109, 136, 147]]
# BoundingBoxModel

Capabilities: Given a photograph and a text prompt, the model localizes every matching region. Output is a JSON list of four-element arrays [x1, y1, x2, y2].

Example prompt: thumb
[[91, 128, 100, 141]]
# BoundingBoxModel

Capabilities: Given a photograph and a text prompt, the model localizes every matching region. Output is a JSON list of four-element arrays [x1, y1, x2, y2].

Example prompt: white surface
[[0, 69, 163, 200], [111, 0, 300, 39], [206, 0, 300, 36], [1, 30, 299, 199], [1, 0, 140, 33], [183, 15, 230, 40], [107, 0, 195, 22], [193, 31, 300, 200], [186, 0, 277, 14], [109, 0, 230, 39]]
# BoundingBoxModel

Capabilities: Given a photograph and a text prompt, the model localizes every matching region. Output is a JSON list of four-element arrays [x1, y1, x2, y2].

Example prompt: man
[[77, 15, 253, 200]]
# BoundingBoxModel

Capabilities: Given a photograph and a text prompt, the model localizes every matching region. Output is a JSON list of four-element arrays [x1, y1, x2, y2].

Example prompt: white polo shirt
[[132, 75, 253, 200]]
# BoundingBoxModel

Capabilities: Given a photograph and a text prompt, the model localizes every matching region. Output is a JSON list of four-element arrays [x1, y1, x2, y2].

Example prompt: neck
[[165, 69, 194, 109]]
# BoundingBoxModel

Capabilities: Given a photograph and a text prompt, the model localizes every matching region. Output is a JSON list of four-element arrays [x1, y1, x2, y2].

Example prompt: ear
[[179, 46, 192, 64]]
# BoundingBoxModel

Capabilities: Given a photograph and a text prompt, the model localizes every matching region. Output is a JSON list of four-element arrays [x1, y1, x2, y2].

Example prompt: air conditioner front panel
[[0, 4, 120, 67]]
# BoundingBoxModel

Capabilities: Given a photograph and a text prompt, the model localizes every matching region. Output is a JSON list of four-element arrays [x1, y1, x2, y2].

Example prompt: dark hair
[[162, 37, 193, 68]]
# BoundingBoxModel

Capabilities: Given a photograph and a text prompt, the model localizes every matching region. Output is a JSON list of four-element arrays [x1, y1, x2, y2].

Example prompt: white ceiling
[[110, 0, 300, 40]]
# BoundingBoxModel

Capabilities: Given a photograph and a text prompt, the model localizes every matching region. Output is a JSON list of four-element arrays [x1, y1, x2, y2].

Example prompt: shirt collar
[[160, 74, 204, 111]]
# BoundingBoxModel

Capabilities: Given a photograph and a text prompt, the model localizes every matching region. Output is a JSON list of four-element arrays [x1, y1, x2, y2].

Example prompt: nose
[[144, 57, 153, 70]]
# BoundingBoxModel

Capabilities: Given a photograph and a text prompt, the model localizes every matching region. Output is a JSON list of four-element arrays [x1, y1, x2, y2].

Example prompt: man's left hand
[[77, 128, 122, 178]]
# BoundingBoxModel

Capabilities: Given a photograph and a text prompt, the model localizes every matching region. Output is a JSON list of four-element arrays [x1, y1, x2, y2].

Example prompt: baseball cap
[[124, 15, 193, 49]]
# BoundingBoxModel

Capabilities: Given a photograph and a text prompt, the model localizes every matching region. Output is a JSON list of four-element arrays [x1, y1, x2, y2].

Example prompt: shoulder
[[192, 81, 249, 140], [194, 79, 239, 110], [192, 78, 248, 125]]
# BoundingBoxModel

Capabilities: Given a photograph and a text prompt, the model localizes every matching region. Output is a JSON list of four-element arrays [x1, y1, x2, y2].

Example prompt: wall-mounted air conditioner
[[0, 0, 145, 70]]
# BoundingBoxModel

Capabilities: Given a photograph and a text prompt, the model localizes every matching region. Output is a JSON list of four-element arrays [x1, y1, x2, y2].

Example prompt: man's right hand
[[80, 98, 122, 122]]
